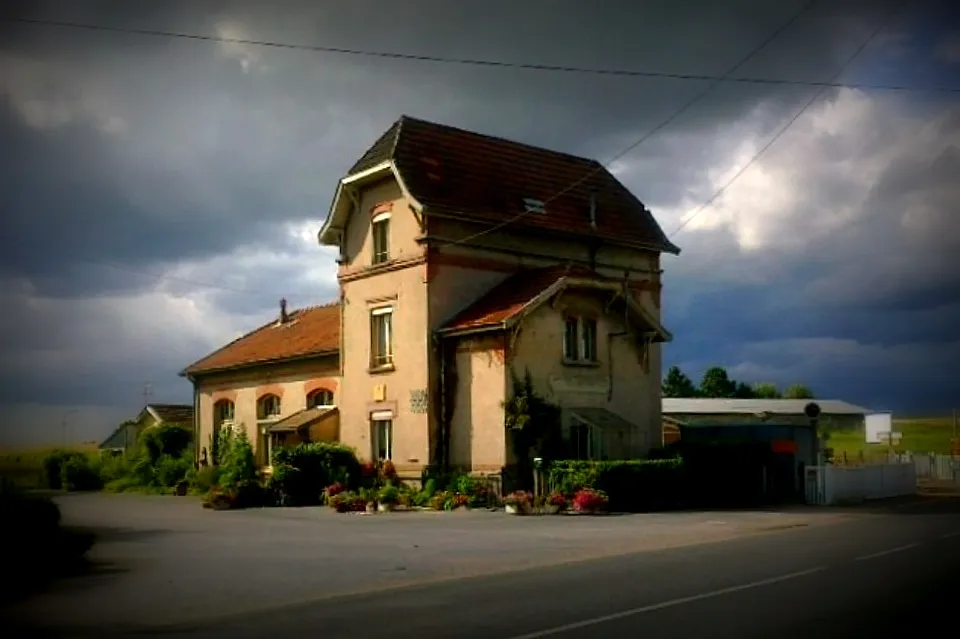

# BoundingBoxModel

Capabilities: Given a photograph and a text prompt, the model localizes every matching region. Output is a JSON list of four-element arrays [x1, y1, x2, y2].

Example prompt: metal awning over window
[[569, 407, 636, 433]]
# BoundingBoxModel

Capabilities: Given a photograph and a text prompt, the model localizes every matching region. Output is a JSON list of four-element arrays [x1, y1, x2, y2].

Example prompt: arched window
[[211, 400, 235, 465], [214, 399, 235, 424], [307, 388, 335, 409], [257, 394, 281, 420]]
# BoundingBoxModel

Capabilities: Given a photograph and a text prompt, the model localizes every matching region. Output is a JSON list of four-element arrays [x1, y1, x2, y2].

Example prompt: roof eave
[[183, 349, 340, 379]]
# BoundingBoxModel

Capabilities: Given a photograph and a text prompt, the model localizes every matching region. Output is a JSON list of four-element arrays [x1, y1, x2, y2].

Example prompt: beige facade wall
[[448, 335, 508, 473], [195, 357, 340, 462], [337, 178, 431, 477], [508, 291, 661, 459]]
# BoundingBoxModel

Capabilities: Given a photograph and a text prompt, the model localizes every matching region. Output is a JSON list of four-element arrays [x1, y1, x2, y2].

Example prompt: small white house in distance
[[864, 411, 895, 444]]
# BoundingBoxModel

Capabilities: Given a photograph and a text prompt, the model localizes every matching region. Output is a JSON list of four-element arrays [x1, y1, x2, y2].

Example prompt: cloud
[[936, 30, 960, 63]]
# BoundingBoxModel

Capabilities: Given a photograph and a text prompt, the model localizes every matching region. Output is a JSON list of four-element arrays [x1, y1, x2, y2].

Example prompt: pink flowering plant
[[572, 488, 609, 513], [502, 490, 533, 509], [547, 491, 567, 508]]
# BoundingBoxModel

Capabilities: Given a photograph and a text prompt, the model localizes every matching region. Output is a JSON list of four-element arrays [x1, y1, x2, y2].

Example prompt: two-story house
[[182, 115, 680, 482]]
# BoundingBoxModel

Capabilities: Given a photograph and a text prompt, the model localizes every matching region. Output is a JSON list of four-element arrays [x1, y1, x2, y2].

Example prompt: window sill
[[368, 363, 396, 375], [562, 359, 601, 368]]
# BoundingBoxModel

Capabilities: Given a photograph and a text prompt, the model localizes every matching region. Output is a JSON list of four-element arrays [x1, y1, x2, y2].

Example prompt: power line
[[668, 0, 907, 238], [443, 0, 820, 248], [4, 16, 958, 94]]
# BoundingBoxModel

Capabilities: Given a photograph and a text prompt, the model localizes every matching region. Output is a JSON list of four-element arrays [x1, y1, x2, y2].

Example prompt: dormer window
[[372, 211, 390, 264]]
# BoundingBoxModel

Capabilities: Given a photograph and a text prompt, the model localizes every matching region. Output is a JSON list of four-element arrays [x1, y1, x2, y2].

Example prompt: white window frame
[[371, 417, 393, 461], [370, 306, 394, 368], [307, 388, 336, 409], [563, 316, 598, 363], [257, 394, 282, 420], [371, 212, 391, 265]]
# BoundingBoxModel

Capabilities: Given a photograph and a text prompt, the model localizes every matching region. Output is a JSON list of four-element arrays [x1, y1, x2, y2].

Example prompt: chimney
[[279, 298, 289, 324]]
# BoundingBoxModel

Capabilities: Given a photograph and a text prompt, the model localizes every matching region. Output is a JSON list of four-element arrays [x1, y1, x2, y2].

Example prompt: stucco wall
[[337, 178, 430, 477], [509, 291, 661, 459], [448, 335, 508, 473], [195, 357, 340, 461]]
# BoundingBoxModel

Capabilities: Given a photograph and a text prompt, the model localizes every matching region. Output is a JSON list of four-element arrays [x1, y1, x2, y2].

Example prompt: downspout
[[190, 375, 200, 468], [606, 275, 631, 402], [435, 332, 446, 470]]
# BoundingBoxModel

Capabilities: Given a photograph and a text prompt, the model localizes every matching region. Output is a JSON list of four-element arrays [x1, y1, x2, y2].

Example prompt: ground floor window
[[570, 419, 602, 460], [371, 418, 393, 461]]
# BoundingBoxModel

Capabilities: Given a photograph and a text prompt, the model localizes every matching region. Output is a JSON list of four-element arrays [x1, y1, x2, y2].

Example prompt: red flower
[[361, 461, 377, 478]]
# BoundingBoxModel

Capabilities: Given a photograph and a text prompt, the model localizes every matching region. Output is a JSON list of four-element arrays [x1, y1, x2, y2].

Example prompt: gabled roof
[[661, 398, 871, 416], [146, 404, 194, 424], [181, 303, 340, 377], [323, 115, 679, 254], [438, 265, 671, 342], [99, 421, 140, 450]]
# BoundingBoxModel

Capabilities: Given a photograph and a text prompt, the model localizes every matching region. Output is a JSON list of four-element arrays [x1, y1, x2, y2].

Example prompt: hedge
[[269, 443, 362, 506], [547, 458, 685, 512]]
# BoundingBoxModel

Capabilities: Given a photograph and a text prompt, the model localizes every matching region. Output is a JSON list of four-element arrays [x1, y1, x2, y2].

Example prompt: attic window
[[523, 198, 546, 214]]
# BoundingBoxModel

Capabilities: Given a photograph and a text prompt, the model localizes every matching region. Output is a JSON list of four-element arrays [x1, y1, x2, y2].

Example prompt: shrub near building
[[547, 457, 685, 512]]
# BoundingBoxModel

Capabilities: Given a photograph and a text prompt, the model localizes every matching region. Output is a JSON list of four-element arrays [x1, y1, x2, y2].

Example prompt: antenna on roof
[[143, 382, 153, 407], [279, 298, 289, 324]]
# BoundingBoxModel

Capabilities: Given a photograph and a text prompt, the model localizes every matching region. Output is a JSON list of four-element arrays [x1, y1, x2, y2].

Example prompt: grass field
[[827, 417, 958, 458], [0, 443, 98, 488]]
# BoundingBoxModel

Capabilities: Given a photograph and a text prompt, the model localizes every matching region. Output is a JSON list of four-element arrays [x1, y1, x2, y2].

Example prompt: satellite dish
[[804, 402, 821, 420]]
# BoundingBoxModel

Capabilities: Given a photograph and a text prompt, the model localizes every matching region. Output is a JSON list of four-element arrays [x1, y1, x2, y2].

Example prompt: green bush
[[270, 442, 361, 506], [61, 455, 102, 492], [547, 459, 685, 512], [185, 465, 220, 495], [42, 450, 94, 490], [217, 428, 258, 489], [140, 424, 192, 463], [98, 454, 132, 484], [155, 454, 192, 488]]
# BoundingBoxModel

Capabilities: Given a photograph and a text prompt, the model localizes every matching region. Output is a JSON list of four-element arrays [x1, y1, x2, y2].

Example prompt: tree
[[698, 366, 737, 398], [733, 381, 755, 399], [662, 366, 698, 398], [783, 383, 814, 399], [752, 382, 782, 399]]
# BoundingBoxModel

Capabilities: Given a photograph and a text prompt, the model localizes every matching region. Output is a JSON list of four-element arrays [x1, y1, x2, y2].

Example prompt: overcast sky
[[1, 0, 958, 447]]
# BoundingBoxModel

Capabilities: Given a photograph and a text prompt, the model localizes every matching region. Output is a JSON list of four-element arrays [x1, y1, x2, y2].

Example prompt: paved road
[[153, 497, 960, 639]]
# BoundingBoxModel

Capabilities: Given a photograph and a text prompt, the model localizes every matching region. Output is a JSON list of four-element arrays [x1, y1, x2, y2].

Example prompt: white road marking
[[854, 543, 922, 562], [941, 531, 960, 539], [503, 567, 827, 639]]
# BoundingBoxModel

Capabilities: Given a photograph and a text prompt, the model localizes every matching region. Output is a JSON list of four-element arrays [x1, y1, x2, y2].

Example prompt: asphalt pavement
[[156, 497, 960, 639]]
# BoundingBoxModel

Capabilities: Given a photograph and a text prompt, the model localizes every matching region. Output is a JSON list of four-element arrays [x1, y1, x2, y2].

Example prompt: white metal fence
[[888, 452, 959, 483], [805, 462, 917, 505]]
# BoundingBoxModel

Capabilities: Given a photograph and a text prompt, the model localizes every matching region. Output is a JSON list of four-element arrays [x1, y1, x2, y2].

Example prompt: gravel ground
[[3, 493, 857, 632]]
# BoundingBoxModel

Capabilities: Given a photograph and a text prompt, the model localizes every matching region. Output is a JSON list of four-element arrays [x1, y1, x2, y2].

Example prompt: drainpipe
[[189, 375, 200, 468]]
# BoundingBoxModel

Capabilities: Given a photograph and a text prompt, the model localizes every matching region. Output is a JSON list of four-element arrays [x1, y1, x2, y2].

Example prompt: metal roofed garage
[[661, 399, 870, 506]]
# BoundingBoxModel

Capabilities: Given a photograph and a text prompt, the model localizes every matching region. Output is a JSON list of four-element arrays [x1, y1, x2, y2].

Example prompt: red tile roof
[[350, 116, 679, 254], [441, 265, 606, 332], [181, 303, 340, 377]]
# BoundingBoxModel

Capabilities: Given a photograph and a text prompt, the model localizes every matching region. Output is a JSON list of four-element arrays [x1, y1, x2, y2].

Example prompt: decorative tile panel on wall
[[409, 389, 429, 414]]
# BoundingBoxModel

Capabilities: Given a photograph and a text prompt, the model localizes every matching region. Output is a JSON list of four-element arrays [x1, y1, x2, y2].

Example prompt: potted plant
[[378, 484, 400, 512], [544, 491, 566, 514], [572, 488, 608, 514], [503, 490, 533, 515], [360, 487, 378, 513]]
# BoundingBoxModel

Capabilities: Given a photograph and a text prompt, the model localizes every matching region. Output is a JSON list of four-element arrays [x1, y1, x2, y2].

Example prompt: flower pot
[[365, 502, 377, 514], [377, 502, 395, 513], [543, 504, 560, 515], [505, 504, 524, 515]]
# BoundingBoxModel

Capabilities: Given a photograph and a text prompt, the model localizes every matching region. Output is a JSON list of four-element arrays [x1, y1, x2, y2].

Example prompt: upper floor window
[[563, 316, 598, 363], [370, 306, 394, 368], [214, 399, 235, 424], [372, 212, 390, 265], [257, 394, 281, 420], [307, 388, 335, 409]]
